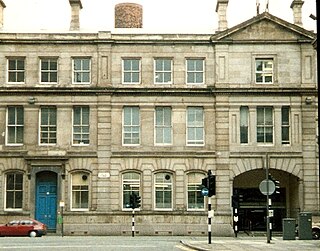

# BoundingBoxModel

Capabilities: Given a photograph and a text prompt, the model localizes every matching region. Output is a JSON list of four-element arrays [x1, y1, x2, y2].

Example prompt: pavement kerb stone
[[180, 240, 210, 251]]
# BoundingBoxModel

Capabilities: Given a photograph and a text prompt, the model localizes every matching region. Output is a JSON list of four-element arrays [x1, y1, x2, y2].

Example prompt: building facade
[[0, 0, 318, 236]]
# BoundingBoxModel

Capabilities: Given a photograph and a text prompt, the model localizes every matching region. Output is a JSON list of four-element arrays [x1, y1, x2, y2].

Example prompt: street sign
[[259, 179, 275, 195], [201, 187, 209, 196]]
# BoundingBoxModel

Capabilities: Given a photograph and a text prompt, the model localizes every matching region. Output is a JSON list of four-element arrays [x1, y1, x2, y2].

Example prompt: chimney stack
[[69, 0, 82, 31], [216, 0, 229, 31], [115, 3, 143, 28], [290, 0, 304, 27], [0, 0, 6, 29]]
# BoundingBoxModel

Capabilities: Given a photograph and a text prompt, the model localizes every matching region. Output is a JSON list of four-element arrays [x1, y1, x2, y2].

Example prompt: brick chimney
[[290, 0, 304, 27], [69, 0, 82, 31], [216, 0, 229, 31], [0, 0, 6, 29]]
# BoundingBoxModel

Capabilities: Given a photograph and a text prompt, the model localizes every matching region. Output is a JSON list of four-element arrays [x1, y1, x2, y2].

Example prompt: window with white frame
[[123, 107, 140, 145], [154, 58, 172, 84], [72, 58, 91, 84], [155, 107, 172, 145], [257, 107, 273, 143], [8, 58, 25, 83], [122, 59, 140, 84], [40, 107, 57, 145], [281, 106, 290, 145], [71, 172, 89, 210], [6, 106, 24, 145], [255, 59, 273, 84], [154, 172, 172, 210], [187, 107, 204, 145], [122, 172, 140, 209], [40, 58, 58, 83], [73, 106, 90, 145], [186, 59, 204, 84], [240, 106, 249, 144], [5, 172, 23, 210], [187, 172, 205, 210]]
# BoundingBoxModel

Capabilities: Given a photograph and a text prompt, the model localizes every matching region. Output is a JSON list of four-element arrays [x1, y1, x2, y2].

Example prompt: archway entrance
[[233, 169, 299, 232], [35, 171, 58, 230]]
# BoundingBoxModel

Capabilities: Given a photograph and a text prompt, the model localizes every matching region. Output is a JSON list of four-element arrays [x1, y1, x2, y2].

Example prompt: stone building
[[0, 0, 318, 236]]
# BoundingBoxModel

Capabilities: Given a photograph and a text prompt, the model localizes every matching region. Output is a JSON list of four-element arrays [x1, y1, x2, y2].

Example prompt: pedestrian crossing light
[[268, 174, 280, 195]]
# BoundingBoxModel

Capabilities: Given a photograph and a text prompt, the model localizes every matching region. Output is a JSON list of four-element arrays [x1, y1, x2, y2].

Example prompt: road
[[0, 236, 194, 251]]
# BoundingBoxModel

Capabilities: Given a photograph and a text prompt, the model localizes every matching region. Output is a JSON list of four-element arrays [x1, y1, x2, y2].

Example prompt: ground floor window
[[122, 172, 140, 209], [71, 172, 89, 210], [155, 172, 172, 210], [5, 172, 23, 209], [187, 172, 205, 210]]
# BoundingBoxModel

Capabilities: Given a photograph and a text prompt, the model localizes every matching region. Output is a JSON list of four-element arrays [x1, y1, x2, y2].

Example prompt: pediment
[[211, 12, 315, 42]]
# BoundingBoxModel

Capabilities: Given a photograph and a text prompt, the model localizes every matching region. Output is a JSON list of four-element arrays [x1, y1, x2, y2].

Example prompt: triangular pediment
[[211, 12, 316, 42]]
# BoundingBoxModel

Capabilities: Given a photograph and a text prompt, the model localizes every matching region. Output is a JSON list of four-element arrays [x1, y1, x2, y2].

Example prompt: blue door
[[35, 172, 57, 230]]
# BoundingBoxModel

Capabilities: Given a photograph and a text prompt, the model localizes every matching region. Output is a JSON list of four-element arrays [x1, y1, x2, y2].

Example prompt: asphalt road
[[0, 236, 192, 251]]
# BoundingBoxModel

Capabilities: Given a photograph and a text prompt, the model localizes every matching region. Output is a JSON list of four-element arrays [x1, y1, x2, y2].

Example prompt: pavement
[[181, 235, 320, 251]]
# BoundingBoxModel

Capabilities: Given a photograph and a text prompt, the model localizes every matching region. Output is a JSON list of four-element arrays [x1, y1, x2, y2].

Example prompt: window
[[71, 172, 89, 210], [257, 107, 273, 143], [154, 172, 172, 210], [255, 59, 273, 84], [6, 106, 24, 145], [73, 106, 90, 145], [8, 58, 25, 83], [187, 173, 205, 210], [186, 59, 204, 84], [155, 107, 172, 145], [154, 59, 172, 84], [40, 58, 58, 83], [240, 106, 249, 144], [73, 58, 91, 84], [122, 172, 140, 209], [187, 107, 204, 145], [281, 106, 290, 145], [122, 59, 140, 84], [40, 107, 57, 145], [5, 173, 23, 210], [123, 107, 140, 145]]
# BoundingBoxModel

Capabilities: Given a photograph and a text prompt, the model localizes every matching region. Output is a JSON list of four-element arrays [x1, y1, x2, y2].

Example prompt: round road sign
[[201, 187, 209, 196], [259, 179, 275, 195]]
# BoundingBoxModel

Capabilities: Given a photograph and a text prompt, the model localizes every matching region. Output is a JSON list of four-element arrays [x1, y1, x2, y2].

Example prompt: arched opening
[[233, 169, 299, 232]]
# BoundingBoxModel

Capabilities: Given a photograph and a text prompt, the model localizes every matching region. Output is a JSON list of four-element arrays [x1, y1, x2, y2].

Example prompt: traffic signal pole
[[132, 209, 135, 237], [265, 154, 271, 244], [208, 196, 212, 244]]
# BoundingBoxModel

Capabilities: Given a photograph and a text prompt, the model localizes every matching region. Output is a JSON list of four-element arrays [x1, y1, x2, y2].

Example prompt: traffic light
[[269, 174, 280, 195], [201, 171, 216, 197], [208, 174, 216, 197], [130, 193, 141, 209]]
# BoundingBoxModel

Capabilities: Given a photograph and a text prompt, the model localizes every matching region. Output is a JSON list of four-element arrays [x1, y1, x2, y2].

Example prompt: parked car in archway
[[0, 219, 47, 237]]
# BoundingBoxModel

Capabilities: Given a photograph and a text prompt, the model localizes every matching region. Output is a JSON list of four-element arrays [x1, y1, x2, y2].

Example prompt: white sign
[[98, 172, 110, 178]]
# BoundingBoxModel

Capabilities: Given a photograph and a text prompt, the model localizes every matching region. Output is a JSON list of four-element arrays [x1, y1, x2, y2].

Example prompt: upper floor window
[[257, 107, 273, 143], [40, 58, 58, 83], [8, 58, 25, 83], [187, 107, 204, 145], [187, 172, 205, 210], [122, 172, 140, 210], [255, 59, 273, 84], [122, 59, 140, 84], [155, 107, 172, 145], [186, 59, 204, 84], [154, 172, 172, 210], [6, 106, 24, 145], [154, 58, 172, 84], [123, 107, 140, 145], [40, 107, 57, 145], [71, 172, 89, 211], [5, 172, 23, 210], [281, 106, 290, 145], [73, 106, 90, 145], [240, 106, 249, 144], [72, 58, 91, 84]]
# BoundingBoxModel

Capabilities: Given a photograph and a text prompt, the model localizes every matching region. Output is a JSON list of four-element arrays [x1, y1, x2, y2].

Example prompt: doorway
[[35, 171, 57, 230]]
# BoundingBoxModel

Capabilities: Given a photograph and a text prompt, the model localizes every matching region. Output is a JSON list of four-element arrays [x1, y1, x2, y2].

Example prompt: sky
[[2, 0, 317, 33]]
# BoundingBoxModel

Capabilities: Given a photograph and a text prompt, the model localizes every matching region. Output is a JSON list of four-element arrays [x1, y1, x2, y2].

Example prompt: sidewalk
[[181, 236, 320, 251]]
